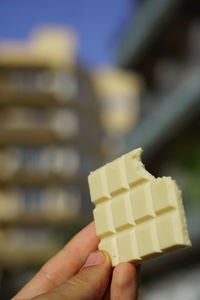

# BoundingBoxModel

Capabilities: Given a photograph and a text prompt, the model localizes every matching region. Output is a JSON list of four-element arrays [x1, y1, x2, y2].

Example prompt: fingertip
[[114, 262, 137, 287], [59, 250, 112, 300], [81, 250, 112, 269], [111, 263, 139, 300]]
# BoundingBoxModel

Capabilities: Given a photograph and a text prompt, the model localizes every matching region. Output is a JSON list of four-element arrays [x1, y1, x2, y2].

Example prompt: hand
[[12, 222, 140, 300]]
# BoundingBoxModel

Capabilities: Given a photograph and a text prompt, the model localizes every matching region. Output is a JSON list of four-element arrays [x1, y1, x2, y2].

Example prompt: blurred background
[[0, 0, 200, 299]]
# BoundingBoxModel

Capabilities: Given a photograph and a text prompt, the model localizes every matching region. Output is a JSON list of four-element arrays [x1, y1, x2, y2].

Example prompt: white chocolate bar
[[88, 148, 191, 266]]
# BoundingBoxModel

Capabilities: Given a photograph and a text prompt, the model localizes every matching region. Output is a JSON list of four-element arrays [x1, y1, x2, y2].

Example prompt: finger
[[12, 222, 99, 300], [33, 251, 112, 300], [110, 263, 139, 300]]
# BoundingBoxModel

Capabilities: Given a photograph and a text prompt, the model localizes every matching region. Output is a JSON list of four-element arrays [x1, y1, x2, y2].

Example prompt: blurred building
[[93, 67, 143, 157], [0, 27, 104, 297]]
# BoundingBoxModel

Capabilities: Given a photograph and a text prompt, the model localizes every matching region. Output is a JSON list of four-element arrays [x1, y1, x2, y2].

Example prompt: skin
[[12, 222, 139, 300]]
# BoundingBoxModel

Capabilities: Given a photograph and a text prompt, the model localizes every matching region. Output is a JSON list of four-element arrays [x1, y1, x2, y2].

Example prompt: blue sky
[[0, 0, 136, 68]]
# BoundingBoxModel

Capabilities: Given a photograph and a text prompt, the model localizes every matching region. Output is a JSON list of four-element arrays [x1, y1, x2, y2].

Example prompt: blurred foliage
[[162, 117, 200, 209]]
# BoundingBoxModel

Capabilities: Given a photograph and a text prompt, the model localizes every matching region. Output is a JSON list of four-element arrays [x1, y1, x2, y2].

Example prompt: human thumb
[[34, 251, 112, 300]]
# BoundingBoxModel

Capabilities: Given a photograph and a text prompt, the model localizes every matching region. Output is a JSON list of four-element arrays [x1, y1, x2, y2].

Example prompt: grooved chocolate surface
[[88, 148, 191, 266]]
